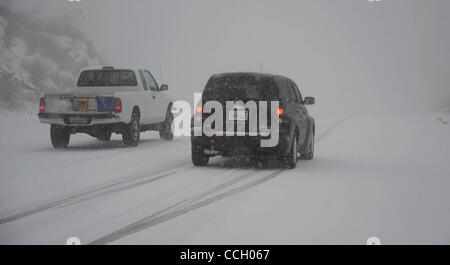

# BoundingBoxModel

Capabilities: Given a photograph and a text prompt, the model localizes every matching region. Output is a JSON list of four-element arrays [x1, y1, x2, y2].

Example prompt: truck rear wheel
[[50, 124, 70, 148], [96, 128, 112, 141], [159, 111, 174, 141], [123, 112, 140, 147]]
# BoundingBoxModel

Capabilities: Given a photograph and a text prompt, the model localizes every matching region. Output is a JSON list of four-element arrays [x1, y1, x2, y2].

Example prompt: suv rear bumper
[[191, 131, 290, 158]]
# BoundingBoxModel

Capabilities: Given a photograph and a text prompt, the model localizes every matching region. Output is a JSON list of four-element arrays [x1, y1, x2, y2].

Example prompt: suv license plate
[[229, 111, 248, 121]]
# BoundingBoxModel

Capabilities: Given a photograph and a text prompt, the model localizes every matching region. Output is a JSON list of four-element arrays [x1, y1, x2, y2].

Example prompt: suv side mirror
[[303, 97, 315, 105], [160, 84, 168, 91]]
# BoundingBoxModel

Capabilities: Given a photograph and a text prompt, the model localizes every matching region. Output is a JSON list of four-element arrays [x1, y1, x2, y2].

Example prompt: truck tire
[[50, 124, 70, 148], [192, 148, 209, 166], [285, 135, 298, 169], [159, 111, 174, 141], [123, 111, 140, 147]]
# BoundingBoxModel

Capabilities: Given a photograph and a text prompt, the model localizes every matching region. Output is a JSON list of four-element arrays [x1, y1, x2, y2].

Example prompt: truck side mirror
[[303, 97, 315, 105], [160, 84, 168, 91]]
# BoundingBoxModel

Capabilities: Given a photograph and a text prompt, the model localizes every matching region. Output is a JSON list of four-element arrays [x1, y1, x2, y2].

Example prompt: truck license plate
[[69, 117, 90, 124]]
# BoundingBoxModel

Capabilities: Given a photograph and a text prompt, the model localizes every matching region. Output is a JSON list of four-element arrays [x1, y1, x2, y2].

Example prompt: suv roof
[[211, 72, 274, 79], [210, 72, 294, 83]]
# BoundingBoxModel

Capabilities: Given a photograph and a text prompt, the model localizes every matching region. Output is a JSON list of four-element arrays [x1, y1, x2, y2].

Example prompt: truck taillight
[[278, 108, 284, 116], [114, 98, 122, 113], [39, 98, 45, 112]]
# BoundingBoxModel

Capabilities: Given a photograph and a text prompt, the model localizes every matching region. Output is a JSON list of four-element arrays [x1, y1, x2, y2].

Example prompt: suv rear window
[[77, 70, 137, 87], [203, 75, 276, 102]]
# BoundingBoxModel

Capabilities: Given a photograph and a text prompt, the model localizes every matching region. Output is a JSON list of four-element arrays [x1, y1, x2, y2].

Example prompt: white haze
[[9, 0, 450, 115]]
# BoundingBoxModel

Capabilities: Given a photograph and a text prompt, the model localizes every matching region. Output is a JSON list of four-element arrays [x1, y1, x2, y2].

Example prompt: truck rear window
[[203, 75, 277, 102], [77, 70, 137, 87]]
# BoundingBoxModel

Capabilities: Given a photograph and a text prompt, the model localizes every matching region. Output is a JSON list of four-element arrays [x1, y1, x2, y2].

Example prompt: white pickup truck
[[38, 66, 174, 148]]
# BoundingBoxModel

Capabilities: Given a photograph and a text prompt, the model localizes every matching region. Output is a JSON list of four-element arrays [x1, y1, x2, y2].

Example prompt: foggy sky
[[9, 0, 450, 115]]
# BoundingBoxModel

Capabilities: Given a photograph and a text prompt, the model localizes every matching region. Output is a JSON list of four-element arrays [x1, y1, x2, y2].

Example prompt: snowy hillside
[[0, 4, 101, 111]]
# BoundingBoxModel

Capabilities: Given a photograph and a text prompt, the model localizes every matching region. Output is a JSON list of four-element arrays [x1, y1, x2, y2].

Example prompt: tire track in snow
[[0, 140, 169, 180], [316, 114, 352, 144], [0, 136, 166, 160], [1, 151, 127, 180], [0, 114, 351, 233], [89, 114, 353, 244], [0, 159, 191, 225], [90, 169, 284, 245], [0, 150, 41, 160], [125, 169, 260, 221]]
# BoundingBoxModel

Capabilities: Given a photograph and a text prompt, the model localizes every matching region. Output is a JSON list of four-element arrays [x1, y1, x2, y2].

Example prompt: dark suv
[[191, 72, 315, 169]]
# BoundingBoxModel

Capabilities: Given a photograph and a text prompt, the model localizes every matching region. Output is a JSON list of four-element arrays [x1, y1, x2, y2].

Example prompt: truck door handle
[[153, 95, 156, 99]]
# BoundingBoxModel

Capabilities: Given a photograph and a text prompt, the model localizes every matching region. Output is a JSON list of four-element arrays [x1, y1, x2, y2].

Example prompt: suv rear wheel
[[302, 129, 314, 160], [192, 148, 209, 166], [285, 135, 298, 169]]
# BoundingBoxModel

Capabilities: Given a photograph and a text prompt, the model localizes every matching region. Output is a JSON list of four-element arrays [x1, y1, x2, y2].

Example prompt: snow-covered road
[[0, 112, 449, 244]]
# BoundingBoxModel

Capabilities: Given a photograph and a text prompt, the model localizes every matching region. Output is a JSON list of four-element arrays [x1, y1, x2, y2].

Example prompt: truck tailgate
[[44, 93, 116, 114]]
